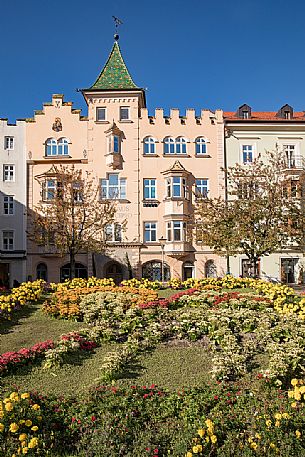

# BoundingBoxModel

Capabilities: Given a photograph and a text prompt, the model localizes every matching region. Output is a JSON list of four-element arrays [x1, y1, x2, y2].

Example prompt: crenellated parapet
[[140, 107, 223, 126]]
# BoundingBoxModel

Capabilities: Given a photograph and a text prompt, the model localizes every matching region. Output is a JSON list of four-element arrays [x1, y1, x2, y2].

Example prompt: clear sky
[[2, 0, 305, 122]]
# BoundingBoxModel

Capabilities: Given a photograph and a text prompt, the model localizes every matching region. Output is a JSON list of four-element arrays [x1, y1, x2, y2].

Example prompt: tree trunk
[[70, 251, 76, 280], [253, 258, 259, 279]]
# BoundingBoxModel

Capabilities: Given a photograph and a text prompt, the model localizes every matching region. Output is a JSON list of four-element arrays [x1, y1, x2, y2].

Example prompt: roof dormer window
[[237, 104, 251, 119], [277, 104, 293, 119]]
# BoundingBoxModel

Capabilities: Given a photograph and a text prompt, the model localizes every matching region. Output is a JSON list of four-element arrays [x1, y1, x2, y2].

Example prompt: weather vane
[[112, 16, 123, 41]]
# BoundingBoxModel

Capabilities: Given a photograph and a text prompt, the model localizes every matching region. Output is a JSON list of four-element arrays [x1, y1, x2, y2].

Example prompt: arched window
[[176, 137, 187, 154], [60, 262, 87, 282], [144, 137, 156, 155], [57, 138, 69, 155], [195, 137, 207, 155], [36, 263, 48, 281], [46, 138, 57, 156], [142, 260, 170, 281], [205, 260, 217, 278], [164, 137, 175, 155]]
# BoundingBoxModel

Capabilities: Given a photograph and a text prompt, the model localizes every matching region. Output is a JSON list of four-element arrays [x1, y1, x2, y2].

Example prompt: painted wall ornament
[[52, 117, 62, 132]]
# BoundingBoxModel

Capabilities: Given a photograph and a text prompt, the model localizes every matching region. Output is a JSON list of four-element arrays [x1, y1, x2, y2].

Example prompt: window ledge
[[164, 197, 190, 202], [163, 154, 190, 158], [143, 154, 159, 157], [100, 199, 130, 203], [195, 154, 211, 158], [95, 120, 110, 124], [118, 120, 133, 123], [44, 155, 72, 159]]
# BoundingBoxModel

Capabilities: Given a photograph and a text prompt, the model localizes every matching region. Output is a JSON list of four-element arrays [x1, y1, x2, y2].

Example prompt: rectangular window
[[113, 135, 120, 153], [3, 196, 14, 215], [120, 106, 130, 121], [3, 165, 15, 182], [173, 177, 182, 197], [43, 179, 56, 201], [144, 179, 156, 200], [4, 136, 14, 150], [167, 221, 186, 242], [96, 107, 106, 121], [2, 230, 14, 251], [195, 179, 209, 198], [144, 222, 157, 242], [100, 174, 126, 199], [105, 223, 122, 242], [242, 145, 253, 163]]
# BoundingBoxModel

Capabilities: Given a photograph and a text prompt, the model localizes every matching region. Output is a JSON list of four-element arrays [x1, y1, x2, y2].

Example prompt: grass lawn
[[118, 342, 211, 390], [0, 299, 86, 354], [0, 286, 261, 399]]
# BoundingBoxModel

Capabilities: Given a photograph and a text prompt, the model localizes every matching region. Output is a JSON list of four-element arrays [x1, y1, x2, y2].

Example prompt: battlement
[[0, 118, 25, 127], [140, 108, 223, 125]]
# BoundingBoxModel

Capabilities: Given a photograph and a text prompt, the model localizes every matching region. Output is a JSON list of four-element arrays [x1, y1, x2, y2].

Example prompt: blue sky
[[2, 0, 305, 122]]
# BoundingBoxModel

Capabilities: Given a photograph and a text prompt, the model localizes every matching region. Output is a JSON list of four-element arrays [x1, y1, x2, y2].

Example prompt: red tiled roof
[[224, 111, 305, 120]]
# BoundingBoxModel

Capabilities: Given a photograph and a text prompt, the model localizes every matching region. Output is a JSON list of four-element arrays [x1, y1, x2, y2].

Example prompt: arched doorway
[[60, 262, 88, 282], [205, 260, 217, 278], [183, 261, 195, 281], [36, 263, 48, 281], [105, 262, 123, 285], [142, 261, 170, 281]]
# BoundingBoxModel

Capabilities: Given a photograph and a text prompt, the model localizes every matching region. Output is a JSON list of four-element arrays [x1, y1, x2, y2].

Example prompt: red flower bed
[[0, 340, 54, 374], [138, 288, 199, 309]]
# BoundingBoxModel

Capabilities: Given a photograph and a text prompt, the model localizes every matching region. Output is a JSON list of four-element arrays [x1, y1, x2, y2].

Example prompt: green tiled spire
[[90, 41, 139, 90]]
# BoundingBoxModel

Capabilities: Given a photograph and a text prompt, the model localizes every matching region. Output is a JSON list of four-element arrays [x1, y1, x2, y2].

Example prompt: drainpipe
[[224, 125, 230, 275]]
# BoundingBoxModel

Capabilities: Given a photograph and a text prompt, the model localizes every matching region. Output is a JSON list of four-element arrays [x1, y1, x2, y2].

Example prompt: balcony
[[284, 156, 305, 171], [164, 241, 193, 258]]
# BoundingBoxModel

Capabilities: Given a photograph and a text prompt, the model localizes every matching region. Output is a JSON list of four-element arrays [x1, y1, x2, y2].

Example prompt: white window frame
[[120, 106, 130, 121], [166, 176, 188, 199], [43, 179, 56, 201], [144, 179, 157, 200], [166, 221, 186, 242], [3, 196, 14, 215], [100, 174, 127, 200], [143, 137, 156, 155], [105, 223, 122, 242], [4, 136, 14, 150], [195, 137, 207, 155], [46, 138, 70, 157], [96, 107, 107, 121], [195, 179, 209, 198], [3, 165, 15, 182], [164, 137, 175, 154], [175, 137, 188, 154], [239, 142, 256, 164], [144, 222, 157, 242], [2, 230, 14, 251]]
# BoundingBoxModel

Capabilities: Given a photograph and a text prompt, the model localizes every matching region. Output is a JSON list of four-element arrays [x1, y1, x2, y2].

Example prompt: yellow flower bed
[[0, 391, 41, 455], [51, 276, 115, 291], [43, 286, 158, 319], [185, 419, 218, 456], [0, 280, 45, 320]]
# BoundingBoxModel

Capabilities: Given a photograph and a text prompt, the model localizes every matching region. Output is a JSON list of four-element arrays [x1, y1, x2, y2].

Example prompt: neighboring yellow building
[[26, 37, 226, 283]]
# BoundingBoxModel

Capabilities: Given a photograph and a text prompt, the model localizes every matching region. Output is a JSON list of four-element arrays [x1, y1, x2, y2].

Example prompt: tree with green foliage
[[29, 165, 116, 279], [194, 151, 299, 277]]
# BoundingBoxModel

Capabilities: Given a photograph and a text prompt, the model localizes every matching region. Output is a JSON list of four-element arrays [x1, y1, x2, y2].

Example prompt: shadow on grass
[[0, 301, 43, 336]]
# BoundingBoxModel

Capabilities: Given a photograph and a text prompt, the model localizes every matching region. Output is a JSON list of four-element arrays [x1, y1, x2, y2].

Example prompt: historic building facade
[[0, 119, 27, 286], [224, 104, 305, 283], [2, 37, 304, 284], [25, 38, 226, 283]]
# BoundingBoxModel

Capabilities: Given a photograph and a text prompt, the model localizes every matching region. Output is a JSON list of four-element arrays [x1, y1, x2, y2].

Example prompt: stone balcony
[[164, 241, 193, 258]]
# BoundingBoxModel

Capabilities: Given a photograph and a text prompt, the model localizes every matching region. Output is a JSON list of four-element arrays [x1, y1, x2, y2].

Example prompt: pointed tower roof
[[89, 40, 139, 90]]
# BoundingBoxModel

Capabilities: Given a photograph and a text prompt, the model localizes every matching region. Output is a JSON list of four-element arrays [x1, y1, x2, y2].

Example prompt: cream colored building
[[224, 104, 305, 283], [26, 37, 226, 283]]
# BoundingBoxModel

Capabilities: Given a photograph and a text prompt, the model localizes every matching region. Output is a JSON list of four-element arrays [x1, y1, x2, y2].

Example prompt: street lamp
[[159, 236, 166, 282]]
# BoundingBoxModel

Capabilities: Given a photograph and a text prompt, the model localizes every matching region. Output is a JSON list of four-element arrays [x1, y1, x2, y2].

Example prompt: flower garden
[[1, 276, 305, 455]]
